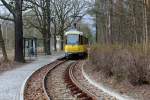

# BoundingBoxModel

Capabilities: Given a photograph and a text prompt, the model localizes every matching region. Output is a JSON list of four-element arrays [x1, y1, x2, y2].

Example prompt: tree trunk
[[43, 35, 46, 55], [60, 35, 64, 50], [53, 22, 57, 51], [143, 0, 148, 53], [95, 0, 98, 43], [46, 34, 51, 55], [43, 33, 51, 55], [132, 3, 138, 44], [14, 0, 24, 62], [107, 0, 113, 44], [54, 34, 57, 51], [46, 0, 51, 55], [0, 24, 8, 62]]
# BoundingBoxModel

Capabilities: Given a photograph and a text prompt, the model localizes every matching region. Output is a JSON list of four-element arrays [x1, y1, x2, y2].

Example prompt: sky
[[0, 1, 10, 16], [82, 15, 96, 35]]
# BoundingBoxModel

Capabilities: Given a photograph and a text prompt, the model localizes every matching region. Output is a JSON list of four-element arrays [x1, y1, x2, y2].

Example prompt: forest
[[89, 0, 150, 90], [95, 0, 149, 45]]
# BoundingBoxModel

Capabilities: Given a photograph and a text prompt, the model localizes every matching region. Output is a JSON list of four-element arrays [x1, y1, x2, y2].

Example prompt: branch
[[25, 19, 42, 33], [0, 13, 14, 21], [22, 5, 33, 11], [0, 15, 14, 21], [24, 0, 45, 9]]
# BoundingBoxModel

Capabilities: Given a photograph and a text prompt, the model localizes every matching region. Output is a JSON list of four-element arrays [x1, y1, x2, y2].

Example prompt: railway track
[[24, 59, 67, 100], [64, 62, 97, 100], [24, 58, 97, 100]]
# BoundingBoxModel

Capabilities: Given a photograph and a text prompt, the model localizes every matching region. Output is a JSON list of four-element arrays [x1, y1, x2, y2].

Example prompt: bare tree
[[94, 0, 149, 48], [51, 0, 87, 50], [1, 0, 24, 62], [24, 0, 87, 51], [24, 0, 52, 55], [143, 0, 149, 53], [107, 0, 113, 44]]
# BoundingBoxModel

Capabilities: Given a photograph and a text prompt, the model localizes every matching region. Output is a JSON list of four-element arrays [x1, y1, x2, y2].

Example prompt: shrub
[[89, 44, 150, 85], [89, 45, 115, 77]]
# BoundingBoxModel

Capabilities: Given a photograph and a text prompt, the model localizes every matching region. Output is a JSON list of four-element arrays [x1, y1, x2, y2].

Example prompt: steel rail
[[65, 61, 98, 100], [43, 59, 68, 99], [23, 58, 67, 100]]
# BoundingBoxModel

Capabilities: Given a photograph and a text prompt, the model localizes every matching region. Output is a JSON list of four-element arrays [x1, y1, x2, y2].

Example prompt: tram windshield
[[67, 34, 79, 45]]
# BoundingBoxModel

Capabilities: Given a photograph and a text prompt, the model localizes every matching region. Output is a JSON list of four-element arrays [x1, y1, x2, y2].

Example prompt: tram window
[[67, 35, 79, 45]]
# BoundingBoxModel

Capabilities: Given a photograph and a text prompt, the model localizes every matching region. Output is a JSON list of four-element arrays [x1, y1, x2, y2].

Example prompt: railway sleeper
[[70, 86, 78, 89], [70, 87, 80, 92], [70, 87, 79, 91], [75, 92, 95, 100], [70, 88, 81, 94], [64, 80, 72, 83], [72, 90, 82, 94], [64, 75, 69, 79], [77, 93, 88, 98], [64, 64, 95, 100], [71, 91, 82, 97], [66, 82, 74, 87], [79, 97, 92, 100], [82, 97, 93, 100], [67, 84, 76, 88]]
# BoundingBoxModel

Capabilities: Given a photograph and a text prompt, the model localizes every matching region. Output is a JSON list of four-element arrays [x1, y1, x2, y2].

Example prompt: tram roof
[[65, 29, 83, 36]]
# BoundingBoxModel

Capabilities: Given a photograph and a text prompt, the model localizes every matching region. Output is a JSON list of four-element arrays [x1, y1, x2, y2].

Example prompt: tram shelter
[[23, 37, 37, 58]]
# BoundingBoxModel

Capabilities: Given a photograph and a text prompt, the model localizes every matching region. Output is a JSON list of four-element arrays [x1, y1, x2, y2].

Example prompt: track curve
[[64, 61, 98, 100], [24, 59, 98, 100], [24, 59, 67, 100]]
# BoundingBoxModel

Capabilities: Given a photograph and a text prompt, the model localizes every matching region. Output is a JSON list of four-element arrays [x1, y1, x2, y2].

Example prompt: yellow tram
[[64, 29, 88, 57]]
